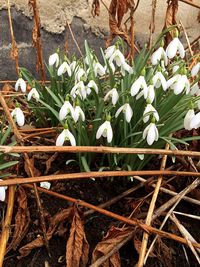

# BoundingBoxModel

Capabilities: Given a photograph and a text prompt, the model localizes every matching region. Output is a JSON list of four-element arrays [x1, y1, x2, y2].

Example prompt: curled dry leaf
[[92, 0, 100, 17], [66, 207, 89, 267], [6, 186, 30, 253], [45, 152, 58, 175], [18, 207, 73, 258], [92, 226, 134, 267], [24, 157, 41, 177]]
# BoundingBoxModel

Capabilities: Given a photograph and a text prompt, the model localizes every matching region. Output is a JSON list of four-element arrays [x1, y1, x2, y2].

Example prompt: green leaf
[[0, 161, 18, 171]]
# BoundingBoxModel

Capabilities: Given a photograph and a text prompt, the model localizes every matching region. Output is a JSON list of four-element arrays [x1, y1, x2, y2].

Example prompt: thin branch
[[179, 0, 200, 9], [66, 20, 83, 57]]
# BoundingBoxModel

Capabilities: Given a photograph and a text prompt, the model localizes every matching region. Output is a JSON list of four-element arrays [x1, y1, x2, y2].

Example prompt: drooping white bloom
[[105, 45, 116, 59], [40, 182, 51, 190], [143, 104, 159, 123], [96, 120, 113, 143], [72, 105, 85, 123], [184, 109, 195, 130], [166, 37, 185, 59], [75, 68, 87, 82], [131, 76, 148, 98], [49, 53, 59, 67], [136, 85, 155, 103], [0, 180, 7, 202], [70, 61, 77, 72], [121, 62, 133, 76], [57, 62, 72, 76], [87, 80, 98, 94], [151, 47, 168, 66], [11, 107, 25, 127], [94, 62, 106, 77], [109, 49, 126, 67], [190, 83, 200, 109], [115, 103, 133, 123], [143, 122, 159, 145], [172, 65, 180, 74], [105, 62, 116, 74], [15, 78, 26, 93], [153, 72, 167, 91], [173, 75, 190, 95], [70, 81, 87, 99], [56, 129, 76, 146], [191, 62, 200, 77], [104, 88, 119, 105], [27, 88, 40, 101], [59, 101, 74, 121], [190, 112, 200, 129]]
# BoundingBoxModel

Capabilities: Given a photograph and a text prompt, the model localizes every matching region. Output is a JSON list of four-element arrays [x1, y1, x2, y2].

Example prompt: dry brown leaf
[[134, 238, 156, 257], [2, 83, 12, 95], [156, 237, 173, 267], [18, 207, 73, 258], [24, 157, 41, 177], [92, 0, 100, 17], [66, 207, 89, 267], [7, 186, 30, 253], [163, 0, 179, 45], [92, 226, 134, 267], [45, 152, 58, 174]]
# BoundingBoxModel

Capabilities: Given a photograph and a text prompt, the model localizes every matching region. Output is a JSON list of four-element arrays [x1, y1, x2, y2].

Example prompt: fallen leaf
[[45, 152, 58, 174], [6, 186, 30, 252], [24, 157, 41, 177], [2, 83, 12, 94], [92, 226, 134, 267], [18, 207, 73, 258], [66, 207, 89, 267], [134, 237, 155, 257]]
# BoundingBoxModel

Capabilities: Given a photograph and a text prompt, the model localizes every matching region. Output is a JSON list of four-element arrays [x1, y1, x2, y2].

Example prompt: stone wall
[[0, 0, 199, 80]]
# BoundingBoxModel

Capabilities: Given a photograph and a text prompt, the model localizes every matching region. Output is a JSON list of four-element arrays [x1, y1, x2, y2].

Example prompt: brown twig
[[66, 20, 83, 57], [1, 145, 200, 157], [148, 0, 157, 49], [179, 20, 193, 57], [0, 186, 15, 267], [179, 0, 200, 9]]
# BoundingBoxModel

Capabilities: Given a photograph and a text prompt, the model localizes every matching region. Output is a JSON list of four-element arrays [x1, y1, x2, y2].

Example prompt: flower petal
[[56, 130, 66, 146]]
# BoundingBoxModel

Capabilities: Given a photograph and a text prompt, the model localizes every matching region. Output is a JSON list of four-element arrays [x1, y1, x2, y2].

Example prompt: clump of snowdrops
[[12, 34, 200, 171]]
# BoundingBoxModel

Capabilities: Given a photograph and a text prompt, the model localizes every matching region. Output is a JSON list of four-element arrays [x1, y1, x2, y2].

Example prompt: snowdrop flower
[[15, 78, 26, 93], [87, 80, 98, 94], [57, 62, 72, 76], [94, 62, 106, 77], [153, 72, 167, 91], [172, 65, 180, 74], [70, 61, 77, 72], [96, 120, 113, 143], [72, 105, 85, 123], [49, 52, 59, 67], [40, 182, 51, 190], [0, 180, 7, 202], [27, 88, 40, 101], [59, 100, 74, 121], [131, 76, 148, 98], [70, 81, 87, 99], [115, 103, 133, 123], [121, 62, 133, 76], [105, 62, 116, 74], [109, 49, 126, 67], [173, 75, 190, 95], [143, 122, 159, 145], [191, 62, 200, 77], [184, 109, 195, 130], [56, 128, 76, 146], [136, 84, 155, 103], [190, 83, 200, 109], [143, 104, 159, 123], [151, 47, 168, 66], [75, 68, 87, 82], [105, 45, 116, 59], [11, 107, 25, 127], [166, 37, 185, 59], [190, 112, 200, 129], [104, 88, 119, 105]]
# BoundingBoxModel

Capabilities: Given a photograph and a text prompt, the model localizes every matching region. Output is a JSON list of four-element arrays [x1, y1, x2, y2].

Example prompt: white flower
[[172, 65, 180, 74], [184, 109, 195, 130], [131, 76, 148, 98], [75, 68, 87, 82], [94, 62, 106, 77], [72, 105, 85, 123], [96, 121, 113, 143], [143, 104, 159, 123], [136, 85, 155, 103], [115, 103, 133, 123], [151, 47, 168, 66], [27, 88, 40, 101], [57, 62, 72, 76], [104, 88, 119, 105], [49, 53, 59, 67], [190, 112, 200, 129], [105, 45, 116, 59], [191, 62, 200, 77], [166, 37, 185, 59], [40, 182, 51, 190], [109, 49, 125, 67], [70, 61, 77, 72], [105, 62, 116, 74], [0, 180, 7, 202], [87, 80, 98, 94], [121, 62, 133, 76], [56, 129, 76, 146], [173, 75, 190, 95], [70, 81, 87, 99], [15, 78, 26, 93], [190, 83, 200, 109], [59, 101, 74, 121], [153, 72, 167, 91], [11, 107, 25, 127], [143, 122, 159, 145]]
